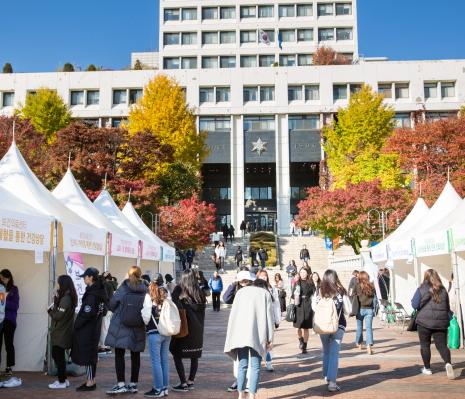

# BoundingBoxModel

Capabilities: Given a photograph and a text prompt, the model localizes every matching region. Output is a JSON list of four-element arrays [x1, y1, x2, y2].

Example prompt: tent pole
[[452, 252, 464, 349], [104, 233, 110, 272], [47, 220, 58, 375]]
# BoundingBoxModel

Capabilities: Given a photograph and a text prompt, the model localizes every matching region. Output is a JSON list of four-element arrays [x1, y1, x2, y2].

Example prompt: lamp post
[[141, 211, 157, 233], [367, 209, 397, 241]]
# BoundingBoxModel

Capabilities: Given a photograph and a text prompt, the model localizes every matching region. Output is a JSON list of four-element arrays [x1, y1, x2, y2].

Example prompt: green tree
[[323, 85, 404, 188], [86, 64, 98, 71], [133, 59, 143, 70], [2, 63, 13, 73], [63, 63, 75, 72], [19, 88, 72, 144]]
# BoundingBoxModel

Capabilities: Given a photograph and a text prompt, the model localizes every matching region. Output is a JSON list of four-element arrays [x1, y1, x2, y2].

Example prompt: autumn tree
[[313, 46, 351, 65], [86, 64, 98, 71], [158, 195, 216, 250], [63, 63, 75, 72], [133, 60, 143, 70], [19, 88, 71, 143], [127, 75, 207, 169], [384, 116, 465, 203], [296, 180, 412, 253], [2, 63, 13, 73], [323, 85, 405, 189]]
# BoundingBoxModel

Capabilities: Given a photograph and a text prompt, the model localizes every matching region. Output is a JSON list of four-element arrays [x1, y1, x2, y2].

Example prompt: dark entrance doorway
[[245, 212, 276, 232]]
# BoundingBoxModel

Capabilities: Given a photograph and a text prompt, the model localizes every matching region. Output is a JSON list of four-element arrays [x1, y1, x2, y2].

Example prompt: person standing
[[312, 272, 321, 292], [274, 273, 286, 314], [99, 272, 118, 354], [105, 266, 148, 394], [224, 273, 275, 399], [257, 247, 268, 269], [215, 241, 227, 273], [0, 269, 19, 376], [229, 225, 235, 242], [208, 271, 224, 312], [47, 275, 78, 389], [240, 220, 247, 237], [165, 274, 176, 295], [212, 231, 220, 247], [299, 245, 310, 264], [0, 281, 5, 344], [292, 268, 315, 354], [234, 246, 244, 269], [186, 249, 195, 269], [289, 220, 296, 236], [348, 270, 359, 297], [378, 268, 390, 301], [222, 224, 229, 243], [249, 247, 257, 268], [72, 267, 107, 392], [411, 269, 455, 379], [170, 270, 207, 392], [286, 260, 297, 288], [354, 271, 376, 355]]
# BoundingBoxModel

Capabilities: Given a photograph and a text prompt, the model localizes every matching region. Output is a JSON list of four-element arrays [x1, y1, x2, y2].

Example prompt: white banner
[[452, 226, 465, 252], [141, 240, 161, 261], [389, 239, 413, 260], [0, 209, 51, 252], [110, 233, 139, 259], [162, 245, 176, 262], [414, 230, 450, 258], [64, 252, 86, 311], [62, 223, 106, 256], [371, 243, 388, 263]]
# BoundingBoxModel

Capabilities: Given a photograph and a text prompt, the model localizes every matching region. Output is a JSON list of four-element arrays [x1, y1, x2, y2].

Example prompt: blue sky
[[1, 0, 464, 72]]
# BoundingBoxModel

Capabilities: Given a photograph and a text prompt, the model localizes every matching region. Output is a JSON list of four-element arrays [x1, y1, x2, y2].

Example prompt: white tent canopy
[[0, 143, 106, 255]]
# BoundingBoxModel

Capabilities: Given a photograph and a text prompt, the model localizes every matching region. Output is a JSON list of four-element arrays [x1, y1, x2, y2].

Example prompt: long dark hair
[[422, 269, 445, 304], [320, 269, 347, 298], [357, 271, 374, 296], [0, 269, 14, 291], [56, 275, 78, 308], [179, 270, 206, 304]]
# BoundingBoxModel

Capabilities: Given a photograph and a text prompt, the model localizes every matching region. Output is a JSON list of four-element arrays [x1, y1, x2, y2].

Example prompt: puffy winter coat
[[48, 292, 75, 349], [412, 284, 450, 330]]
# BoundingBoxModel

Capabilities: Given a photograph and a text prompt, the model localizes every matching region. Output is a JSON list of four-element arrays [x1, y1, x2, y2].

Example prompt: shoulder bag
[[174, 301, 189, 338]]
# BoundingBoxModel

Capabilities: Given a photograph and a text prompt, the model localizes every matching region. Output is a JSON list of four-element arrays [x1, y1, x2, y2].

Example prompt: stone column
[[231, 115, 244, 231], [276, 114, 291, 236]]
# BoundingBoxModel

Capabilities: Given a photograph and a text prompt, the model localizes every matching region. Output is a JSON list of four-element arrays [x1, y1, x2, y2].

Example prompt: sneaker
[[49, 380, 68, 389], [186, 382, 194, 390], [144, 388, 165, 397], [164, 388, 169, 396], [76, 382, 97, 391], [445, 363, 455, 380], [328, 382, 341, 392], [172, 383, 189, 392], [227, 382, 237, 392], [106, 384, 129, 394], [421, 367, 433, 375], [323, 377, 329, 385], [3, 377, 22, 388], [265, 361, 274, 372], [127, 383, 138, 393]]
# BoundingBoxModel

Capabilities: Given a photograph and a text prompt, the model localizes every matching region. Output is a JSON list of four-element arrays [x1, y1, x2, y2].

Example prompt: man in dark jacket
[[234, 246, 243, 269], [299, 245, 310, 263], [258, 247, 268, 269], [186, 249, 195, 269]]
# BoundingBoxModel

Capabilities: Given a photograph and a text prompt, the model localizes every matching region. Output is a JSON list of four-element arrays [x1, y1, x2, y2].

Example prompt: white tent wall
[[418, 254, 453, 288], [454, 252, 465, 345], [140, 259, 159, 280], [391, 260, 417, 314], [108, 256, 138, 284], [0, 250, 50, 371], [159, 261, 175, 278]]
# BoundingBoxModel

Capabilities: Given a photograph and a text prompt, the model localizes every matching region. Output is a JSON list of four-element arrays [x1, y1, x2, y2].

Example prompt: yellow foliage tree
[[127, 75, 207, 168]]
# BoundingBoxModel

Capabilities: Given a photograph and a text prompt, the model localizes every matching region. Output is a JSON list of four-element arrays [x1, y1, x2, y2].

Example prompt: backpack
[[313, 297, 340, 335], [153, 298, 181, 336], [121, 292, 145, 328]]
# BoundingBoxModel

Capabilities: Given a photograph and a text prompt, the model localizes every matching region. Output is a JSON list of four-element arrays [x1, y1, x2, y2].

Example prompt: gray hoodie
[[0, 284, 6, 324]]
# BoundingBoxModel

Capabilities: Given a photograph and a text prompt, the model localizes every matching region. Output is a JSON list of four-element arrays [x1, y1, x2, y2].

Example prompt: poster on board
[[64, 252, 86, 311]]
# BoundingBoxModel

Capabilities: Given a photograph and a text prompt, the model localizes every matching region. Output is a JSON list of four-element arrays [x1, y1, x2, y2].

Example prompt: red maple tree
[[313, 46, 351, 65]]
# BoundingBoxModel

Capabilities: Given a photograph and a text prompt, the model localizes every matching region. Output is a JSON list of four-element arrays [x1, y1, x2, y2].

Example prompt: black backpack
[[120, 292, 145, 328]]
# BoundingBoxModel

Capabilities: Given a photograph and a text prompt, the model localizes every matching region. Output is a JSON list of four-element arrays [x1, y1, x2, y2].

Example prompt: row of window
[[163, 2, 352, 22], [163, 27, 353, 46], [203, 186, 276, 201]]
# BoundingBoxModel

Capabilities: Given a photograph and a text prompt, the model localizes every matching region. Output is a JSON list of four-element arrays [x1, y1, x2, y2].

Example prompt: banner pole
[[47, 220, 58, 375]]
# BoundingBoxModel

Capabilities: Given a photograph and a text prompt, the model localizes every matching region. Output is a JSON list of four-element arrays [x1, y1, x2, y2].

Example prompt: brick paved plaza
[[2, 305, 464, 399]]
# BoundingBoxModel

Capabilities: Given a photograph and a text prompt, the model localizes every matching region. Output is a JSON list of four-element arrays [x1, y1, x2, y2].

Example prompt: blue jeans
[[320, 328, 345, 383], [148, 333, 171, 391], [265, 352, 272, 362], [237, 347, 262, 394], [356, 308, 374, 346]]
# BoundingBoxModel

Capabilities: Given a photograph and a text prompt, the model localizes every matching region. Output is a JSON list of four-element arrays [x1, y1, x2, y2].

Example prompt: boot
[[367, 345, 373, 355], [298, 337, 304, 349], [301, 342, 308, 354]]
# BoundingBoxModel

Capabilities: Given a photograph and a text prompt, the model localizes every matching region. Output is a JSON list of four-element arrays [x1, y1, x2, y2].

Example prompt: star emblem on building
[[251, 137, 267, 156]]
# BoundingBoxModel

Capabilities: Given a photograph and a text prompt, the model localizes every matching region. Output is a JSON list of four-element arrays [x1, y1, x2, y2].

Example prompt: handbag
[[349, 295, 359, 317], [407, 310, 417, 332], [174, 302, 189, 338], [286, 303, 296, 323]]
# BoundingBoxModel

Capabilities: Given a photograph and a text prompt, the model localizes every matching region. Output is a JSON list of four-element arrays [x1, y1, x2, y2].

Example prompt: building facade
[[1, 0, 465, 234]]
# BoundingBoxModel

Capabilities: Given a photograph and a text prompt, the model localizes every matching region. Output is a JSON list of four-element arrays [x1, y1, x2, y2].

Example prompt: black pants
[[115, 348, 141, 383], [0, 320, 16, 367], [85, 363, 97, 380], [52, 345, 67, 383], [212, 292, 221, 311], [417, 325, 451, 369], [173, 356, 198, 384]]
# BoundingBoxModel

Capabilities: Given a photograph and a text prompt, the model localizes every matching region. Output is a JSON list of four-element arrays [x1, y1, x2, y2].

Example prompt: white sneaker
[[328, 382, 340, 392], [49, 380, 68, 389], [265, 361, 274, 372], [445, 363, 455, 380], [3, 377, 22, 388], [421, 367, 433, 375]]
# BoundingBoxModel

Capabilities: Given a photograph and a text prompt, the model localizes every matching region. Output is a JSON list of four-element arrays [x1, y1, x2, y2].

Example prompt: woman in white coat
[[215, 241, 227, 272]]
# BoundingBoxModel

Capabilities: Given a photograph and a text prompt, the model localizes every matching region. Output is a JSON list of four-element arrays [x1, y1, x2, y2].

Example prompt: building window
[[281, 29, 296, 42], [163, 57, 180, 69], [317, 3, 334, 16], [199, 87, 215, 103], [182, 8, 197, 20], [240, 30, 257, 44], [220, 56, 236, 68], [333, 84, 347, 100], [220, 31, 236, 44], [298, 54, 313, 66], [244, 86, 258, 102], [241, 6, 256, 18], [129, 89, 143, 104], [263, 29, 275, 42], [289, 115, 320, 130], [245, 186, 273, 200], [202, 56, 218, 69], [181, 57, 197, 69], [395, 83, 409, 99], [2, 92, 14, 107], [336, 2, 352, 15], [350, 83, 362, 94], [244, 116, 275, 132], [394, 113, 411, 128], [279, 4, 295, 17], [425, 111, 457, 121], [216, 87, 231, 102], [202, 7, 218, 20], [305, 85, 320, 101], [258, 5, 274, 17], [260, 86, 275, 101], [220, 6, 236, 19], [199, 116, 231, 132], [202, 31, 218, 45], [164, 32, 180, 45], [112, 118, 123, 128], [164, 8, 180, 21], [378, 83, 393, 99], [240, 55, 257, 68], [424, 82, 438, 99], [297, 4, 313, 16], [297, 29, 313, 42], [86, 90, 99, 105], [441, 82, 455, 98], [259, 54, 275, 67], [280, 54, 296, 67], [336, 27, 352, 40], [70, 90, 84, 106], [288, 86, 303, 101], [113, 89, 127, 105], [318, 28, 334, 41], [181, 32, 197, 45]]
